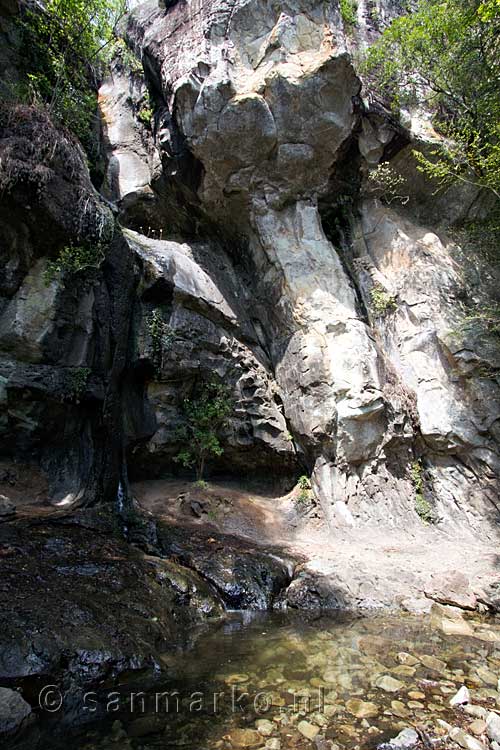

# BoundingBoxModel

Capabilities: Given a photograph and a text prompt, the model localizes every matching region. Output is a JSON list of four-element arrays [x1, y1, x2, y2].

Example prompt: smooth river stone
[[449, 727, 487, 750], [226, 673, 251, 684], [469, 719, 487, 735], [255, 720, 274, 736], [297, 720, 320, 740], [375, 675, 405, 692], [229, 729, 263, 748], [420, 655, 448, 674], [450, 685, 470, 706], [487, 711, 500, 743], [397, 653, 420, 666], [476, 666, 497, 686], [392, 665, 416, 677], [391, 700, 409, 718], [345, 699, 379, 718]]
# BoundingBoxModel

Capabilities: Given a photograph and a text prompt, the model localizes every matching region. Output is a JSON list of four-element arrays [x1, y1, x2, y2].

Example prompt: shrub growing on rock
[[370, 285, 397, 316], [174, 381, 234, 482], [43, 243, 106, 285]]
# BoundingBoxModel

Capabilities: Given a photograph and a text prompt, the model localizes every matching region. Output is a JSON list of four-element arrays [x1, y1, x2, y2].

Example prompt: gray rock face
[[0, 0, 498, 540], [0, 687, 31, 737], [124, 229, 298, 480], [114, 0, 499, 531], [0, 107, 135, 507]]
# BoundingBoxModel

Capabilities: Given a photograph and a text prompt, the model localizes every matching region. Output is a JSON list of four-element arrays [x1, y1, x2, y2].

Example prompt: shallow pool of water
[[34, 610, 500, 749]]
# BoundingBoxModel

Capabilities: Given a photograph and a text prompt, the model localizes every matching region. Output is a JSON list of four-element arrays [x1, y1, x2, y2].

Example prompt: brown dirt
[[132, 478, 500, 610]]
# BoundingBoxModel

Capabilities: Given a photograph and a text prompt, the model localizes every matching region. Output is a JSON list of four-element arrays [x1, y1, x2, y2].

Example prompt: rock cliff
[[1, 0, 499, 540], [1, 3, 500, 730]]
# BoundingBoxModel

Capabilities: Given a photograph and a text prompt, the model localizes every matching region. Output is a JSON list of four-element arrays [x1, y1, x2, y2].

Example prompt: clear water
[[36, 610, 500, 749]]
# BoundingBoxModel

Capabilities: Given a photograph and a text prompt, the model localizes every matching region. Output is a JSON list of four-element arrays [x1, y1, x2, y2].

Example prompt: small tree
[[174, 381, 233, 482]]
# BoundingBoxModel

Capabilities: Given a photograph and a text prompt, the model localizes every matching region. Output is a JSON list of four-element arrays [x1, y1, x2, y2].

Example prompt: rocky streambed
[[2, 503, 500, 750], [4, 606, 500, 750]]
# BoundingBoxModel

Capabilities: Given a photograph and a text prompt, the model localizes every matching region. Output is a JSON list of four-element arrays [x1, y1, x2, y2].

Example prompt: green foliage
[[297, 475, 311, 491], [295, 475, 312, 509], [449, 211, 500, 340], [370, 285, 397, 316], [44, 243, 106, 285], [146, 309, 174, 371], [18, 0, 127, 147], [340, 0, 358, 26], [195, 479, 209, 490], [137, 92, 154, 127], [67, 367, 91, 403], [410, 460, 436, 523], [366, 164, 409, 205], [461, 305, 500, 339], [174, 381, 234, 481], [111, 38, 143, 75], [452, 208, 500, 265], [363, 0, 500, 200]]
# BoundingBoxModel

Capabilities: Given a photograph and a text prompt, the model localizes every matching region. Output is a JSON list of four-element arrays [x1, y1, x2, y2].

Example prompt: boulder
[[0, 687, 31, 736], [297, 721, 320, 741], [486, 711, 500, 744], [449, 727, 486, 750], [425, 572, 477, 610], [375, 675, 405, 693], [388, 728, 419, 749], [0, 495, 15, 518]]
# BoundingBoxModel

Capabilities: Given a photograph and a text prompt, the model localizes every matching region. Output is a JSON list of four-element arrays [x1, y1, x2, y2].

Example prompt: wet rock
[[0, 495, 15, 519], [283, 571, 348, 610], [127, 715, 165, 737], [450, 686, 471, 706], [359, 636, 394, 656], [157, 523, 293, 609], [255, 720, 274, 736], [227, 674, 251, 685], [345, 699, 379, 718], [297, 720, 320, 741], [476, 666, 497, 686], [387, 727, 419, 749], [449, 727, 486, 750], [397, 653, 419, 667], [464, 705, 487, 719], [390, 700, 409, 718], [469, 720, 486, 735], [0, 514, 223, 686], [420, 655, 448, 674], [375, 675, 405, 693], [311, 713, 328, 727], [265, 740, 281, 750], [486, 711, 500, 743], [392, 665, 416, 677], [228, 728, 263, 748], [0, 687, 31, 736]]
